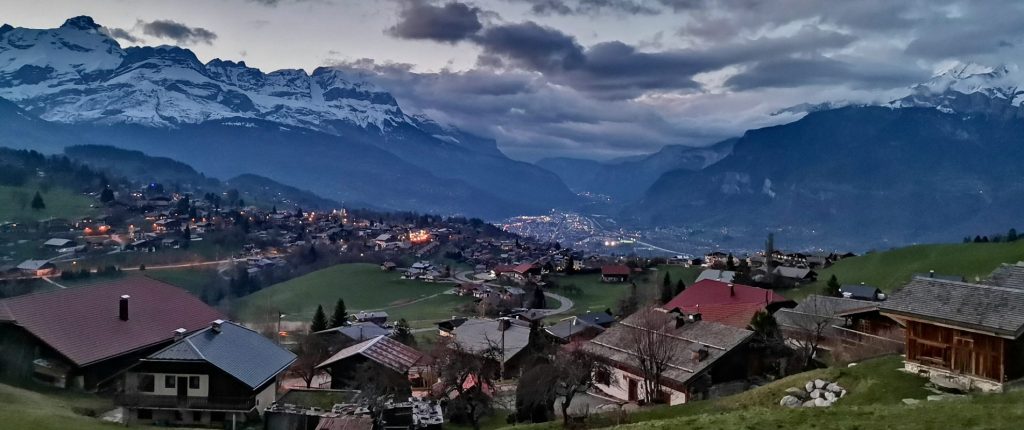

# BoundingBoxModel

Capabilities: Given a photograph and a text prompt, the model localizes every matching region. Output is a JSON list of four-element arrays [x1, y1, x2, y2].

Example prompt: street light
[[277, 312, 286, 344]]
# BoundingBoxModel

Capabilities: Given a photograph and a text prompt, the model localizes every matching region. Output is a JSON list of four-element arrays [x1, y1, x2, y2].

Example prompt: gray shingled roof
[[451, 318, 531, 363], [316, 335, 423, 373], [147, 321, 296, 389], [582, 309, 752, 387], [981, 263, 1024, 291], [545, 318, 604, 340], [880, 277, 1024, 338], [317, 322, 390, 341]]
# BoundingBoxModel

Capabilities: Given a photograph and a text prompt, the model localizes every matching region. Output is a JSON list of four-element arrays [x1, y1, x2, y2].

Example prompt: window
[[165, 375, 176, 389], [188, 376, 200, 390], [138, 374, 155, 393], [595, 368, 611, 385], [137, 409, 152, 420]]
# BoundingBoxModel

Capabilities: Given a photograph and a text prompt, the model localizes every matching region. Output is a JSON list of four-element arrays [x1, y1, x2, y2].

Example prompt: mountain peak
[[61, 16, 101, 31]]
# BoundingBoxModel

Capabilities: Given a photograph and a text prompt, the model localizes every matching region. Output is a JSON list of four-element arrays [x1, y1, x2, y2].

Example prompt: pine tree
[[726, 254, 737, 271], [329, 298, 348, 328], [393, 318, 416, 346], [1010, 228, 1019, 242], [100, 187, 115, 203], [310, 305, 328, 333], [659, 272, 674, 304], [824, 274, 841, 297], [30, 191, 45, 210], [674, 279, 686, 296]]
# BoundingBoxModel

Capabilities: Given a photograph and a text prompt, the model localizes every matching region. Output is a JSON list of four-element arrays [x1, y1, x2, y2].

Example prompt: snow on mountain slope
[[0, 16, 419, 133], [889, 63, 1024, 114]]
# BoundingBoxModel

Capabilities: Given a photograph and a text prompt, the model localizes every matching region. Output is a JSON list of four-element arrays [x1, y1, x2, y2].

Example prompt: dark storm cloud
[[517, 0, 659, 15], [138, 19, 218, 45], [724, 56, 929, 90], [474, 21, 585, 71], [101, 27, 140, 44], [386, 0, 484, 43]]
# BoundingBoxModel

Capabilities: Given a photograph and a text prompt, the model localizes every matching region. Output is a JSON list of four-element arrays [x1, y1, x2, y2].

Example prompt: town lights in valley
[[409, 230, 431, 244]]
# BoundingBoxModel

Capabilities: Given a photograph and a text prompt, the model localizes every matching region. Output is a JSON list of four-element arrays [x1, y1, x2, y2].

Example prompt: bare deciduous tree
[[626, 308, 677, 404], [553, 347, 612, 426], [292, 334, 330, 388], [786, 296, 838, 369], [434, 338, 500, 430]]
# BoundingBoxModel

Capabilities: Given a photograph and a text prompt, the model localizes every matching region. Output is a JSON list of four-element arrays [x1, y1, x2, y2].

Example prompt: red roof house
[[0, 276, 224, 389], [601, 265, 631, 283], [662, 280, 794, 328]]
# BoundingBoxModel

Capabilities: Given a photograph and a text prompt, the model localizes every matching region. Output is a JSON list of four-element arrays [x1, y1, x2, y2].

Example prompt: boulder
[[785, 387, 807, 399], [810, 389, 821, 399], [903, 398, 921, 405], [814, 397, 832, 407], [802, 400, 817, 408], [826, 383, 843, 393], [814, 379, 827, 389], [780, 395, 802, 408], [840, 390, 848, 398], [824, 391, 837, 402], [805, 381, 815, 392], [929, 376, 968, 394], [927, 394, 967, 402]]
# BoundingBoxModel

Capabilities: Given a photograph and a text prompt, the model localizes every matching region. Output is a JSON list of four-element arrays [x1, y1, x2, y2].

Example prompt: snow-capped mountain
[[890, 63, 1024, 117], [0, 16, 580, 218], [0, 16, 414, 132]]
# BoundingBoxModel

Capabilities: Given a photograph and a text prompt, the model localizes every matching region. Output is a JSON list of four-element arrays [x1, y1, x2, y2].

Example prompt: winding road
[[452, 270, 574, 317]]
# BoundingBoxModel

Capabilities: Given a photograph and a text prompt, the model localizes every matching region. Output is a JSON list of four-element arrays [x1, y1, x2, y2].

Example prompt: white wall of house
[[141, 373, 209, 397], [254, 382, 277, 414], [594, 367, 688, 406]]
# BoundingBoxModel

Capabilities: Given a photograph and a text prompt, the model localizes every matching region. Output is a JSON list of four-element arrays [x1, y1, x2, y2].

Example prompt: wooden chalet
[[880, 276, 1024, 392]]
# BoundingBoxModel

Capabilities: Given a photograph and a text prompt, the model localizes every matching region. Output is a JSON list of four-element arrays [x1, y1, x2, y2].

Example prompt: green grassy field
[[0, 183, 96, 223], [0, 382, 160, 430], [233, 263, 474, 328], [785, 241, 1024, 300], [506, 355, 1024, 430], [552, 265, 702, 313], [144, 267, 222, 296]]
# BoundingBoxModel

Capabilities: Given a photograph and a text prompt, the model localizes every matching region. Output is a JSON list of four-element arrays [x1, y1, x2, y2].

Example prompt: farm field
[[550, 265, 701, 313], [0, 182, 96, 223], [233, 263, 473, 328]]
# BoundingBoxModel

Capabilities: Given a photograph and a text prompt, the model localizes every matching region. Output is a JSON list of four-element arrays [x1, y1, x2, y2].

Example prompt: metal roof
[[147, 320, 296, 390], [317, 335, 423, 373]]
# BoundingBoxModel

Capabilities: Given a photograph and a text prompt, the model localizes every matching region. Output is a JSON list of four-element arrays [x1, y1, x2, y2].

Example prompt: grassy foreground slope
[[0, 383, 139, 430], [0, 182, 96, 222], [510, 356, 1024, 430], [786, 241, 1024, 300]]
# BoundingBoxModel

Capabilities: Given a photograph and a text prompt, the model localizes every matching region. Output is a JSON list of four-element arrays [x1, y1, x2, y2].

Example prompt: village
[[3, 179, 1024, 430]]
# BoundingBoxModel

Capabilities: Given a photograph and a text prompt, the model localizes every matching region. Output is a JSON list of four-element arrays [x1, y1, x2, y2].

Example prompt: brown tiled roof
[[0, 276, 224, 366], [317, 335, 423, 373], [583, 308, 752, 387], [315, 416, 373, 430], [601, 265, 631, 277]]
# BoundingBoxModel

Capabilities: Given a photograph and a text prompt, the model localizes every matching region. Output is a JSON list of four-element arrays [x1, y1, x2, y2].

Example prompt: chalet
[[501, 287, 527, 307], [840, 283, 886, 301], [16, 259, 56, 276], [316, 335, 424, 390], [703, 252, 729, 267], [493, 263, 541, 284], [601, 265, 631, 283], [380, 261, 397, 272], [435, 317, 469, 337], [450, 318, 532, 377], [576, 311, 616, 328], [118, 320, 295, 427], [0, 278, 223, 389], [316, 322, 391, 344], [880, 276, 1024, 392], [42, 238, 74, 248], [662, 280, 794, 329], [771, 266, 818, 285], [583, 308, 753, 405], [457, 283, 483, 297], [776, 295, 903, 357]]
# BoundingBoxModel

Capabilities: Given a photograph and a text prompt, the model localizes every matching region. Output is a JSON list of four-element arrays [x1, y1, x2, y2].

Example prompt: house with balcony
[[118, 320, 296, 427]]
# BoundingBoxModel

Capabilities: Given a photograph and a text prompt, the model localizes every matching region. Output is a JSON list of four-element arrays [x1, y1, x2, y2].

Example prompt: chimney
[[119, 295, 130, 321], [211, 319, 224, 333], [173, 328, 187, 341], [728, 283, 735, 297], [929, 270, 935, 278], [498, 317, 512, 332], [690, 345, 709, 362], [688, 313, 702, 322]]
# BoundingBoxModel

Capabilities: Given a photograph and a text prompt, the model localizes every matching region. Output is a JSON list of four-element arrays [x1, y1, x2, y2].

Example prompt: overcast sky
[[3, 0, 1024, 160]]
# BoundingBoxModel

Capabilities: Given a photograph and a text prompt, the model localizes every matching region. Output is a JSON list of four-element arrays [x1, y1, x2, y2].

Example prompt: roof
[[772, 266, 815, 279], [583, 309, 752, 387], [317, 322, 390, 342], [512, 263, 538, 274], [601, 265, 631, 277], [0, 277, 224, 366], [354, 311, 388, 321], [146, 321, 296, 390], [317, 335, 423, 373], [545, 318, 604, 340], [577, 311, 615, 326], [911, 272, 964, 283], [43, 238, 73, 247], [450, 318, 531, 363], [695, 270, 736, 283], [662, 280, 791, 328], [315, 416, 374, 430], [880, 277, 1024, 338], [981, 262, 1024, 290], [839, 284, 883, 301], [16, 259, 53, 271], [776, 295, 878, 332]]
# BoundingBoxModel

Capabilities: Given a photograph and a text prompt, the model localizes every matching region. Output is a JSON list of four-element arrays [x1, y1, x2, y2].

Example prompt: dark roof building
[[317, 335, 424, 390], [576, 311, 616, 328], [0, 277, 224, 389], [981, 262, 1024, 290], [839, 283, 886, 301]]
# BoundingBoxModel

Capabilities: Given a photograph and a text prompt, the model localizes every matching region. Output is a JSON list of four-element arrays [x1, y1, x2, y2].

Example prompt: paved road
[[453, 270, 575, 317]]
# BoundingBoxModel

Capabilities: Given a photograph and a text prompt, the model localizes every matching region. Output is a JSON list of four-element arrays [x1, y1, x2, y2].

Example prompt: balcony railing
[[114, 393, 256, 411]]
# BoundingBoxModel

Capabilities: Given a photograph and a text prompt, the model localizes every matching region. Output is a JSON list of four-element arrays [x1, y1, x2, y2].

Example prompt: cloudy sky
[[3, 0, 1023, 160]]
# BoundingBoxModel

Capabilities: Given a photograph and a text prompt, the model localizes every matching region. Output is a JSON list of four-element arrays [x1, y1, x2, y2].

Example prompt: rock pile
[[779, 379, 847, 408]]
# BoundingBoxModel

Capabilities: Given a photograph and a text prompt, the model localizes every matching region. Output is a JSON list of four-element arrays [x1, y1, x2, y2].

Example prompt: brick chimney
[[498, 317, 512, 332], [728, 283, 735, 297], [119, 295, 130, 321], [211, 319, 224, 333], [173, 327, 187, 341]]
